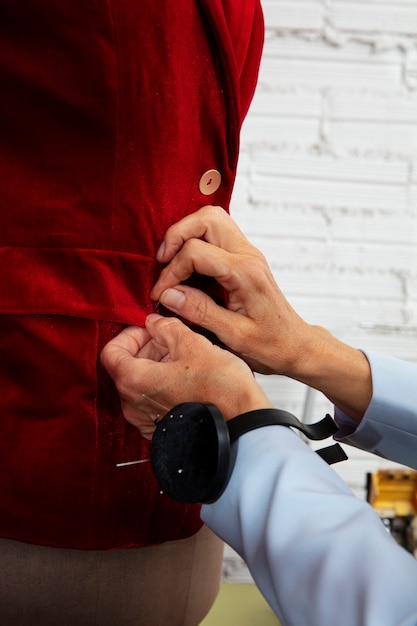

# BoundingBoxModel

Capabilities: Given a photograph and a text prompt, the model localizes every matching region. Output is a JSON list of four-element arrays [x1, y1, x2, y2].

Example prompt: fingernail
[[156, 241, 165, 261], [160, 288, 186, 311], [146, 313, 162, 324]]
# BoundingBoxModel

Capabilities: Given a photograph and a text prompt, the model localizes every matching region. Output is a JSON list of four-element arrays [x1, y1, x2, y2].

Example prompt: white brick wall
[[224, 0, 417, 582]]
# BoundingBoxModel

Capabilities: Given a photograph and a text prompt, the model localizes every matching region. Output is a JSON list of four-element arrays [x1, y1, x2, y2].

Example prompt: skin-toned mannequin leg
[[0, 526, 223, 626]]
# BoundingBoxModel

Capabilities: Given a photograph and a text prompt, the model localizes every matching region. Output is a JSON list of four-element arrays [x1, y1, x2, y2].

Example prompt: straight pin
[[141, 394, 169, 413], [116, 397, 169, 467], [116, 459, 151, 468]]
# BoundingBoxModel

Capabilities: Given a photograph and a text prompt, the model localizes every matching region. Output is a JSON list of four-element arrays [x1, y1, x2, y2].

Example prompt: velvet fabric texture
[[0, 1, 264, 549]]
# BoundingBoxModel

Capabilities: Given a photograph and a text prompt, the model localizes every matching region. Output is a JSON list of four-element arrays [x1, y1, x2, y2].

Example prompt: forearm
[[285, 324, 372, 424], [202, 427, 417, 626], [334, 351, 417, 468]]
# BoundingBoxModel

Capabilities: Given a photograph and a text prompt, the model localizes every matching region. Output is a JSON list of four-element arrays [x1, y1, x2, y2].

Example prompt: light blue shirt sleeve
[[202, 427, 417, 625], [334, 351, 417, 469], [201, 352, 417, 625]]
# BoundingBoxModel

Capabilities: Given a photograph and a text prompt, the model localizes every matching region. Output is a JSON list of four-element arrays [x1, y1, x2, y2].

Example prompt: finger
[[101, 316, 185, 383], [151, 238, 246, 301], [101, 323, 171, 393], [100, 326, 151, 374], [156, 205, 253, 263], [156, 286, 256, 362], [157, 285, 247, 346], [135, 336, 170, 362], [144, 313, 201, 357], [110, 325, 153, 355], [121, 398, 167, 435]]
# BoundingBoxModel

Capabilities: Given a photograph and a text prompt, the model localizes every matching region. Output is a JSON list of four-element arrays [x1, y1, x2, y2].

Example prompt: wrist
[[279, 321, 326, 381], [222, 384, 273, 421], [287, 325, 372, 422]]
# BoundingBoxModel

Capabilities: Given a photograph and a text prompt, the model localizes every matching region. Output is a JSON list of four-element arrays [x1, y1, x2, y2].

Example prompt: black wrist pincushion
[[151, 403, 230, 504], [151, 402, 348, 504]]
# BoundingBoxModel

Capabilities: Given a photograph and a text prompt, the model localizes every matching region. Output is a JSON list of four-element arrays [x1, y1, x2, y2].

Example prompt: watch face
[[151, 402, 230, 503]]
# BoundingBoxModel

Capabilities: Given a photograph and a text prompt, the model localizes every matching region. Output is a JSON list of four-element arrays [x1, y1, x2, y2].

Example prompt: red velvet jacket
[[0, 1, 263, 549]]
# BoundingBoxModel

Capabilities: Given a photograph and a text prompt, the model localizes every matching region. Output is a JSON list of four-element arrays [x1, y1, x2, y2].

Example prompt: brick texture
[[223, 1, 417, 580]]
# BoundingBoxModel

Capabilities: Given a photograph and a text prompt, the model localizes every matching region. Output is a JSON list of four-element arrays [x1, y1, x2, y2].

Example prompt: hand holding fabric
[[101, 313, 271, 439], [152, 205, 311, 376], [152, 206, 372, 422]]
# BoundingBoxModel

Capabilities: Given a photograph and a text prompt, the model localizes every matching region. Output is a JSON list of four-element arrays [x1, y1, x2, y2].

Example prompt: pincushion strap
[[227, 409, 337, 441], [227, 408, 347, 465], [316, 444, 348, 464]]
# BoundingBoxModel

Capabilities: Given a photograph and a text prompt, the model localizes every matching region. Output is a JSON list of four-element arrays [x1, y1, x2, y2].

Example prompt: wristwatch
[[151, 402, 347, 504]]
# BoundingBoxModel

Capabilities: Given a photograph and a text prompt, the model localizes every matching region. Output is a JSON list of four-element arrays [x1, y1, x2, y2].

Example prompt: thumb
[[158, 286, 243, 348], [145, 313, 197, 360], [158, 286, 224, 329], [101, 325, 150, 377]]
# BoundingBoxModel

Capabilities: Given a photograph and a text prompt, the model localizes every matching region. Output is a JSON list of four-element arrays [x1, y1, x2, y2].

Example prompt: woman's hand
[[151, 206, 372, 422], [101, 314, 272, 439], [152, 205, 312, 376]]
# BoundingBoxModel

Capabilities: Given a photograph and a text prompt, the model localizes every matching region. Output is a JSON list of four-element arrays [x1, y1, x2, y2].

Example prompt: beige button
[[199, 169, 221, 195]]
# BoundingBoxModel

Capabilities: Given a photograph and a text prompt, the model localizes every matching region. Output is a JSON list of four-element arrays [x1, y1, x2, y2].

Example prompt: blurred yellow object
[[368, 469, 417, 518]]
